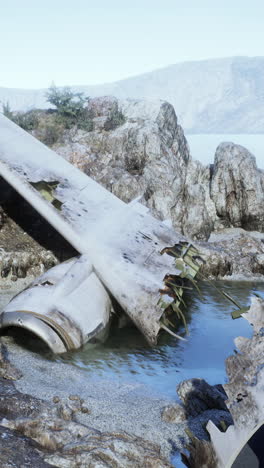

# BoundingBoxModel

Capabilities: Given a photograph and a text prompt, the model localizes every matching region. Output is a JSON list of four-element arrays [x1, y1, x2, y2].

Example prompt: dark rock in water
[[177, 378, 228, 417], [181, 435, 218, 468], [52, 98, 264, 242]]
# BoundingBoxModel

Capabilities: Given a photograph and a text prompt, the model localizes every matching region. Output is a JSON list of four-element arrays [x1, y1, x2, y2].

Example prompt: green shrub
[[45, 85, 93, 130], [16, 111, 39, 131], [38, 122, 61, 146], [2, 101, 13, 119], [6, 109, 40, 131], [77, 108, 94, 131]]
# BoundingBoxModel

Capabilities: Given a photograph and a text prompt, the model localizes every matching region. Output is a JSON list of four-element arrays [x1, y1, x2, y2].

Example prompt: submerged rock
[[177, 379, 228, 417]]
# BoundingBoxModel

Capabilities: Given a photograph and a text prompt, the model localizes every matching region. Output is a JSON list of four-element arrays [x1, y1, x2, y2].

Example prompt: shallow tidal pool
[[55, 281, 264, 398]]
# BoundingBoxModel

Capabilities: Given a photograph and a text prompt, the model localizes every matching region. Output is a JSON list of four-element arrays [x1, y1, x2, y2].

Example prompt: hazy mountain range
[[1, 56, 264, 133]]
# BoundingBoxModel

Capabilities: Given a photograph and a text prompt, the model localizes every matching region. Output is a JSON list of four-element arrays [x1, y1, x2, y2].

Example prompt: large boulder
[[177, 378, 228, 417], [56, 96, 191, 230], [176, 159, 216, 240], [211, 142, 264, 231]]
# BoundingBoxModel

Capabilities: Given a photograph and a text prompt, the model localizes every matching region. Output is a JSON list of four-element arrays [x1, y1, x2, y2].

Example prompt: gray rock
[[224, 297, 264, 427], [205, 298, 264, 468], [54, 98, 264, 242], [177, 379, 228, 417], [174, 160, 216, 240], [3, 96, 264, 246], [211, 142, 264, 232], [58, 96, 214, 241], [0, 344, 22, 381], [197, 228, 264, 279]]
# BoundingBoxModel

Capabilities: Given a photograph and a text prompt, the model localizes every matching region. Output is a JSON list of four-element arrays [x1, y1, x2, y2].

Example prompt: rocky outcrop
[[197, 228, 264, 279], [175, 159, 216, 240], [53, 97, 264, 242], [206, 297, 264, 467], [177, 379, 228, 417], [58, 96, 190, 228], [1, 96, 264, 279]]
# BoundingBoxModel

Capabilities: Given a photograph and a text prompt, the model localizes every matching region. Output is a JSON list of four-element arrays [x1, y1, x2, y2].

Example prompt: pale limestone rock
[[42, 98, 264, 242], [56, 97, 191, 233], [174, 160, 216, 240], [211, 142, 264, 231]]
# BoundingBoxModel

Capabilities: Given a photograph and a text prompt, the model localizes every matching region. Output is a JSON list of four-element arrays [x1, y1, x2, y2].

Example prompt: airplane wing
[[0, 114, 197, 344]]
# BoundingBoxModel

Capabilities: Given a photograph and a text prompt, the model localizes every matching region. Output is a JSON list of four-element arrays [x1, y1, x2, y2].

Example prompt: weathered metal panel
[[0, 114, 187, 344]]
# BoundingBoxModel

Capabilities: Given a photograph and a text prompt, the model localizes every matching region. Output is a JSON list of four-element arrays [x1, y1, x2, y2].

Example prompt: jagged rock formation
[[2, 56, 264, 133], [1, 97, 264, 281], [198, 228, 264, 279], [211, 142, 264, 231], [53, 97, 264, 242]]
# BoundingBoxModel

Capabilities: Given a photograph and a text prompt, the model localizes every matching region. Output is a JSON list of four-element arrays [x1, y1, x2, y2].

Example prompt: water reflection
[[56, 281, 264, 397]]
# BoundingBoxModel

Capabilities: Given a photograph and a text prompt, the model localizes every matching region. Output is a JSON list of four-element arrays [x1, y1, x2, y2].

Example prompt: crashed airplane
[[0, 114, 201, 352]]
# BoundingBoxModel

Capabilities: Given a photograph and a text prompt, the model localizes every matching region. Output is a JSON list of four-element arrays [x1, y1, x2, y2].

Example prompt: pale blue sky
[[1, 0, 264, 89]]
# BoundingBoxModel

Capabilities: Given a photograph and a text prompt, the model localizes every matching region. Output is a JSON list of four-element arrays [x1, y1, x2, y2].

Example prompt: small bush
[[11, 110, 40, 131], [2, 102, 40, 131], [2, 101, 13, 119]]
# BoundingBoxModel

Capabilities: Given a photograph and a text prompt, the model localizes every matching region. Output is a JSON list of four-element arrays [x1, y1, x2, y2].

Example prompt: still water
[[57, 281, 264, 398]]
